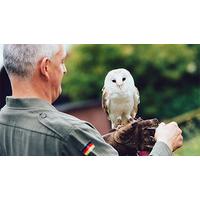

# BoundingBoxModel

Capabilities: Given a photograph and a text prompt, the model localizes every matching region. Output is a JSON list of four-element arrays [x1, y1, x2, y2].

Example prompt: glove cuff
[[103, 131, 137, 156]]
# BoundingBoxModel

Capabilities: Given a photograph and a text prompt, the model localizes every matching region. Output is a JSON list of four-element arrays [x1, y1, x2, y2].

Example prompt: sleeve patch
[[82, 142, 95, 156]]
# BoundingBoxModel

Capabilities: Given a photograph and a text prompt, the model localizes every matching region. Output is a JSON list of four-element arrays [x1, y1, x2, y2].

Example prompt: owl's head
[[104, 68, 135, 90]]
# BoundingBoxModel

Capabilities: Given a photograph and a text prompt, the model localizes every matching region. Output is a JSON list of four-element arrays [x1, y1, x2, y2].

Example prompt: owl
[[102, 68, 140, 129]]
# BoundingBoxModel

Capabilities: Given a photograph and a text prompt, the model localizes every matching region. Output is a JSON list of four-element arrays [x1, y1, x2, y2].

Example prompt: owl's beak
[[117, 83, 123, 89]]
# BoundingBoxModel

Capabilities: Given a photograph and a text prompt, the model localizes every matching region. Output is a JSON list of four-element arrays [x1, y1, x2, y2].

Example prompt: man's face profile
[[47, 45, 67, 102]]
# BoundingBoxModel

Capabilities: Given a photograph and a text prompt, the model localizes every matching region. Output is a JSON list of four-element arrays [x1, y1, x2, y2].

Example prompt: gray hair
[[3, 44, 60, 78]]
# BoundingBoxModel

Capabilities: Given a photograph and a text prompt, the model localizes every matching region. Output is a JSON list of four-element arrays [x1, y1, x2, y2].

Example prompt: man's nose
[[63, 64, 67, 74]]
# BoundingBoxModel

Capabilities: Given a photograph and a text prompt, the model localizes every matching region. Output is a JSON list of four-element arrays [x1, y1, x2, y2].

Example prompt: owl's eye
[[112, 79, 116, 83], [122, 77, 126, 81]]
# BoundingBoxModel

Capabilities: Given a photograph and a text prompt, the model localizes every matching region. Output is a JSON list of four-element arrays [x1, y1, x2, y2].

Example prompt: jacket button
[[40, 113, 47, 119]]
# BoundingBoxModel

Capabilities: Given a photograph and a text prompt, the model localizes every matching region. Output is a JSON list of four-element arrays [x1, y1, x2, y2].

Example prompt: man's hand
[[155, 122, 183, 152], [103, 118, 159, 155]]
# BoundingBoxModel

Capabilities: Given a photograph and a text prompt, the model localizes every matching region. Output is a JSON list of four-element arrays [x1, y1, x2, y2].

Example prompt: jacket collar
[[6, 96, 56, 111]]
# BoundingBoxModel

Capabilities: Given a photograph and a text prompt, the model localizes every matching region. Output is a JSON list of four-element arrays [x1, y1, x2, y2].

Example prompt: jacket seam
[[0, 121, 67, 142]]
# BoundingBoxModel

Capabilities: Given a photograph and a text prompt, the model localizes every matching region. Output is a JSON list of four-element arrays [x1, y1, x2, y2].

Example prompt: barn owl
[[102, 68, 140, 129]]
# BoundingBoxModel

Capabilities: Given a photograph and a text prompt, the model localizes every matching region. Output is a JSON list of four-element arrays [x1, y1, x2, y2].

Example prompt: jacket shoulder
[[38, 109, 118, 156], [38, 109, 93, 141]]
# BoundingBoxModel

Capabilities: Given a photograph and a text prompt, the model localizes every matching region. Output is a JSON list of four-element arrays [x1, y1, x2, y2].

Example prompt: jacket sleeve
[[66, 122, 119, 156], [149, 141, 172, 156]]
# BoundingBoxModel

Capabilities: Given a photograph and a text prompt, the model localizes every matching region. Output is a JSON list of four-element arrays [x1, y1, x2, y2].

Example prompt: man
[[0, 44, 183, 156]]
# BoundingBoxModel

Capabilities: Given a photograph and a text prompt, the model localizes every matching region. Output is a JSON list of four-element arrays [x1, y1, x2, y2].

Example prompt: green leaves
[[62, 44, 200, 119]]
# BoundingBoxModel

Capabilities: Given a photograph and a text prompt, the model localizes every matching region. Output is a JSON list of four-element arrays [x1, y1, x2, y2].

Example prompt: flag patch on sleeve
[[82, 142, 95, 156]]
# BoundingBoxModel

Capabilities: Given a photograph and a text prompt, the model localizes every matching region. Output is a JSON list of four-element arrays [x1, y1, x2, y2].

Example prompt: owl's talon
[[128, 117, 133, 122], [116, 125, 124, 130], [125, 116, 133, 124]]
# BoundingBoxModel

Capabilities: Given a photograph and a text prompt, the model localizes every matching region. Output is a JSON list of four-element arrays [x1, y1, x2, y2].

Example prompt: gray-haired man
[[0, 44, 183, 156]]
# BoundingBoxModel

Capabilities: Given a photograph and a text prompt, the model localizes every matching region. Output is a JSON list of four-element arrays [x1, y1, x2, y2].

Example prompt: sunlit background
[[63, 44, 200, 156], [1, 44, 200, 155]]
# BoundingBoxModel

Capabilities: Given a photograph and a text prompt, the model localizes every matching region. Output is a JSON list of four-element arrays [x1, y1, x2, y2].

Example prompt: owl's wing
[[102, 86, 110, 119], [131, 86, 140, 118]]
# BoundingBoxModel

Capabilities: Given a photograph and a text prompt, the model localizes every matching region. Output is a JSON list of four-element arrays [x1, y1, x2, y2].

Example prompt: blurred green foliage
[[165, 107, 200, 140], [175, 134, 200, 156], [63, 44, 200, 119]]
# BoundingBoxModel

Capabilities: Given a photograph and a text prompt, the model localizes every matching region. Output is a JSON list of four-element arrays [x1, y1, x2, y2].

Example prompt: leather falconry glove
[[103, 118, 159, 156]]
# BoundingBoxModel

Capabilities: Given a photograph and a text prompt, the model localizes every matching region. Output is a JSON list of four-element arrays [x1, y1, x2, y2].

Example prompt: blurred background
[[0, 44, 200, 155]]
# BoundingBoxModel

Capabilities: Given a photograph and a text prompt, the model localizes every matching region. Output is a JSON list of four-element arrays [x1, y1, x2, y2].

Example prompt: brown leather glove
[[103, 118, 159, 156]]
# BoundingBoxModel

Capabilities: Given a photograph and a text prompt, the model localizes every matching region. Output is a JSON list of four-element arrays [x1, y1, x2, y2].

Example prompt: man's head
[[3, 44, 67, 103]]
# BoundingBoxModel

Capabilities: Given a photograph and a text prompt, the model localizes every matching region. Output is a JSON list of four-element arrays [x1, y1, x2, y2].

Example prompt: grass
[[174, 134, 200, 156]]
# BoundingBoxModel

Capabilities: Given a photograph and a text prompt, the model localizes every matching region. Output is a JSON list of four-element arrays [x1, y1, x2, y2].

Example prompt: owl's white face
[[104, 68, 135, 92]]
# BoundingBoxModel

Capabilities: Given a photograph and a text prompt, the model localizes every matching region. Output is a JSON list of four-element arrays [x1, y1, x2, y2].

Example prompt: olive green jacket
[[0, 97, 172, 156]]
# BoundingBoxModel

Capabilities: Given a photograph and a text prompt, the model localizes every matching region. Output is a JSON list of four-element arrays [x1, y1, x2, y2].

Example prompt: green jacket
[[0, 97, 172, 156]]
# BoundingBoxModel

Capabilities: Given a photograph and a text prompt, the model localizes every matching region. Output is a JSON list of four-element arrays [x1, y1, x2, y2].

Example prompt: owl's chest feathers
[[108, 91, 134, 115], [110, 90, 133, 103]]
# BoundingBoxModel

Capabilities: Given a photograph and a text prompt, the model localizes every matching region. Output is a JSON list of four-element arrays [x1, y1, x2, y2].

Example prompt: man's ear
[[39, 57, 50, 80]]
